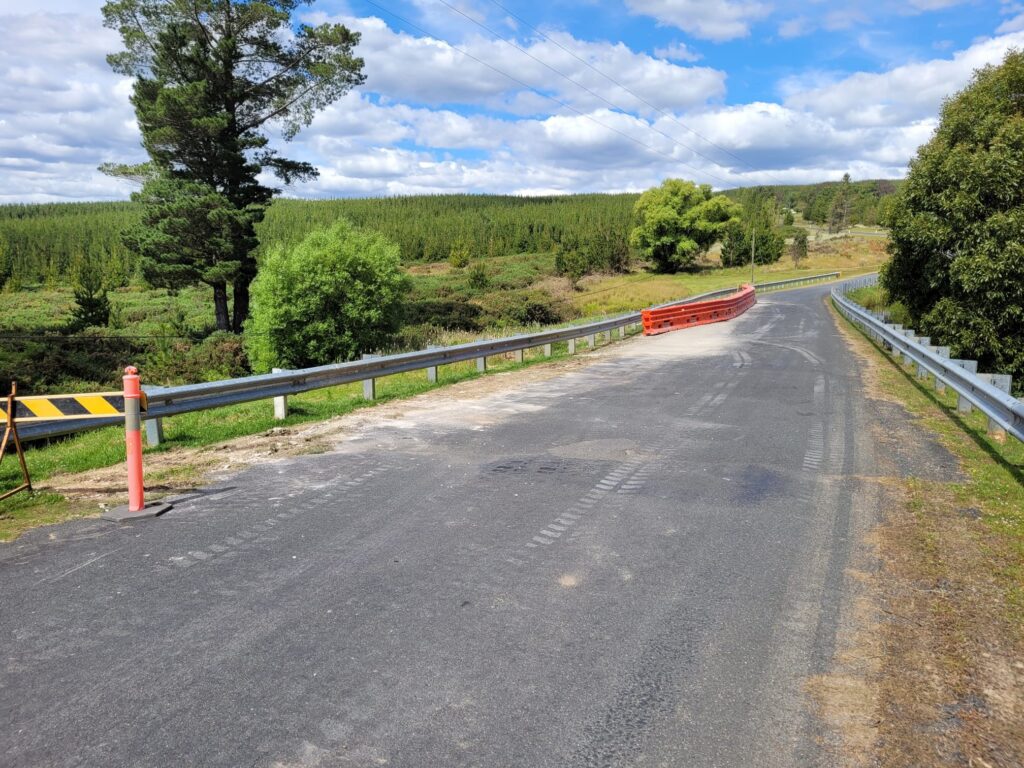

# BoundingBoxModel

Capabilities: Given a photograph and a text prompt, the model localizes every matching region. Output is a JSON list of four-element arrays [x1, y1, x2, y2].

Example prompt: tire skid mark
[[159, 461, 397, 572]]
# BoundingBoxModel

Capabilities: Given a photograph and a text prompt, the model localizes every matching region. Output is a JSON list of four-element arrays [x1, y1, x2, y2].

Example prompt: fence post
[[978, 373, 1013, 441], [272, 368, 288, 419], [952, 360, 978, 413]]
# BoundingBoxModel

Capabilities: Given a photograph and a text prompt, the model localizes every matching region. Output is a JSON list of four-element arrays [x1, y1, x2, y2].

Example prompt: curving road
[[1, 284, 890, 767]]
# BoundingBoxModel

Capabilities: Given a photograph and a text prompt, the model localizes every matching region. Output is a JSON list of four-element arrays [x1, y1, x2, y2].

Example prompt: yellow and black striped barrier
[[0, 391, 147, 422]]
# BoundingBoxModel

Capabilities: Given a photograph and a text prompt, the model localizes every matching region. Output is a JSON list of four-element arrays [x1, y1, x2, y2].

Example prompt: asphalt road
[[1, 284, 888, 767]]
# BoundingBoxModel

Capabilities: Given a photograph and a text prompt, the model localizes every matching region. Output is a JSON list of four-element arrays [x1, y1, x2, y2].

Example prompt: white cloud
[[782, 29, 1024, 128], [0, 7, 1020, 204], [653, 42, 702, 62], [779, 17, 813, 38], [624, 0, 771, 41], [997, 12, 1024, 32]]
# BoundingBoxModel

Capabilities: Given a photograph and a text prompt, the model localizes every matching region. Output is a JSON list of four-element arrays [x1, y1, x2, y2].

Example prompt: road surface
[[2, 285, 895, 767]]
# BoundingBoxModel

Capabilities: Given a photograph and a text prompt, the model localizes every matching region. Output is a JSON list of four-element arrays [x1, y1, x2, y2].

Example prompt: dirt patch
[[816, 297, 1024, 767]]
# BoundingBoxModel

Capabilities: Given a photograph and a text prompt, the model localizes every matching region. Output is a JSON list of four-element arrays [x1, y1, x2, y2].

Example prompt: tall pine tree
[[102, 0, 365, 331]]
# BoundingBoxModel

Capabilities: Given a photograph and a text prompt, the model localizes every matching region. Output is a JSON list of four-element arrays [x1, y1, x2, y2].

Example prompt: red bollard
[[102, 366, 171, 522], [124, 366, 145, 512]]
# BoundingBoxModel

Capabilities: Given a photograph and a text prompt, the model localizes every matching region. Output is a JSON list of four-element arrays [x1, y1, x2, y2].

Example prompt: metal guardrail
[[832, 276, 1024, 442], [17, 271, 843, 444]]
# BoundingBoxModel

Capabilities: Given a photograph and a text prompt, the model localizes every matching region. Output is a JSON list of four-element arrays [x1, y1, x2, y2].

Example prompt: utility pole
[[750, 227, 756, 285]]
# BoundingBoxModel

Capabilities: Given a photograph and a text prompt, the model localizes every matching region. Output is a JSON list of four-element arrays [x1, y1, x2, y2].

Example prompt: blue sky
[[0, 0, 1018, 202]]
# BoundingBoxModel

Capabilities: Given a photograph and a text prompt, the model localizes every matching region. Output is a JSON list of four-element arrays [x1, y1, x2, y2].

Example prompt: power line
[[481, 0, 789, 186], [432, 0, 737, 186], [360, 0, 733, 187]]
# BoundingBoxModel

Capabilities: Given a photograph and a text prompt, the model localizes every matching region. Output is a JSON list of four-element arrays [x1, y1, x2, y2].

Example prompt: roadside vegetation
[[880, 49, 1024, 396], [830, 298, 1024, 766]]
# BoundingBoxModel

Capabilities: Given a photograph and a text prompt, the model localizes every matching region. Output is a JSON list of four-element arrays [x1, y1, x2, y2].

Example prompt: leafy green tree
[[828, 173, 852, 233], [791, 229, 809, 266], [245, 220, 408, 371], [630, 179, 741, 272], [720, 188, 784, 267], [554, 247, 589, 290], [102, 0, 366, 332], [783, 209, 795, 226], [882, 49, 1024, 393]]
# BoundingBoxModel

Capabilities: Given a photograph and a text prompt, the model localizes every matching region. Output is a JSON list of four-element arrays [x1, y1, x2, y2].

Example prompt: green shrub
[[144, 331, 249, 384], [448, 241, 471, 269], [404, 299, 482, 331], [476, 289, 573, 327], [245, 220, 409, 371], [466, 261, 491, 290], [554, 248, 590, 289]]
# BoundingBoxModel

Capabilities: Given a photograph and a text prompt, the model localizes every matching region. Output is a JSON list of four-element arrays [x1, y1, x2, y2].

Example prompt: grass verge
[[0, 336, 611, 540], [828, 296, 1023, 766]]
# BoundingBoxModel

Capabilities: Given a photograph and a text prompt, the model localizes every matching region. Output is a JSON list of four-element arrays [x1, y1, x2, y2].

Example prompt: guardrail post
[[477, 355, 487, 373], [952, 360, 978, 413], [543, 343, 552, 357], [426, 347, 439, 383], [618, 326, 626, 339], [978, 373, 1012, 440], [362, 354, 377, 400], [915, 338, 931, 379], [568, 338, 576, 355], [514, 349, 524, 364], [587, 333, 596, 349], [144, 417, 164, 447], [930, 347, 950, 393], [272, 368, 288, 419]]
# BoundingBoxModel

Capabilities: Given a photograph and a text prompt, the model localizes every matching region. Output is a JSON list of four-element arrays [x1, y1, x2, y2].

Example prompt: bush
[[245, 220, 409, 371], [466, 261, 491, 290], [476, 289, 574, 327], [720, 221, 784, 267], [554, 248, 590, 289], [448, 241, 471, 269], [404, 299, 482, 331], [144, 331, 249, 384]]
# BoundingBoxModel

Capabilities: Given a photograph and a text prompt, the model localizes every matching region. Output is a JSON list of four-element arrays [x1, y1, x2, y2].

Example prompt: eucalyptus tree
[[102, 0, 365, 331]]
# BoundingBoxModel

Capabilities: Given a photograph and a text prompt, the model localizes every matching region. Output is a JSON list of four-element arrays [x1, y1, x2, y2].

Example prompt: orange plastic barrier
[[642, 285, 756, 336]]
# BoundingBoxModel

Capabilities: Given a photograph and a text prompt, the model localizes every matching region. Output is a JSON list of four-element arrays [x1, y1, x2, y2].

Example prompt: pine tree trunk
[[213, 282, 230, 332], [231, 256, 258, 334]]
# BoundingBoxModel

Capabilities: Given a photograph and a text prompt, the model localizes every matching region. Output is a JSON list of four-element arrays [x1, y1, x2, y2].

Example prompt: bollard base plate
[[102, 501, 172, 522]]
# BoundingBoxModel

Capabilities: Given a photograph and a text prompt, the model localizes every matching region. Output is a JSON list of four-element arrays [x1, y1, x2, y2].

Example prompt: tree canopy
[[102, 0, 365, 331], [881, 49, 1024, 393], [630, 179, 740, 272]]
